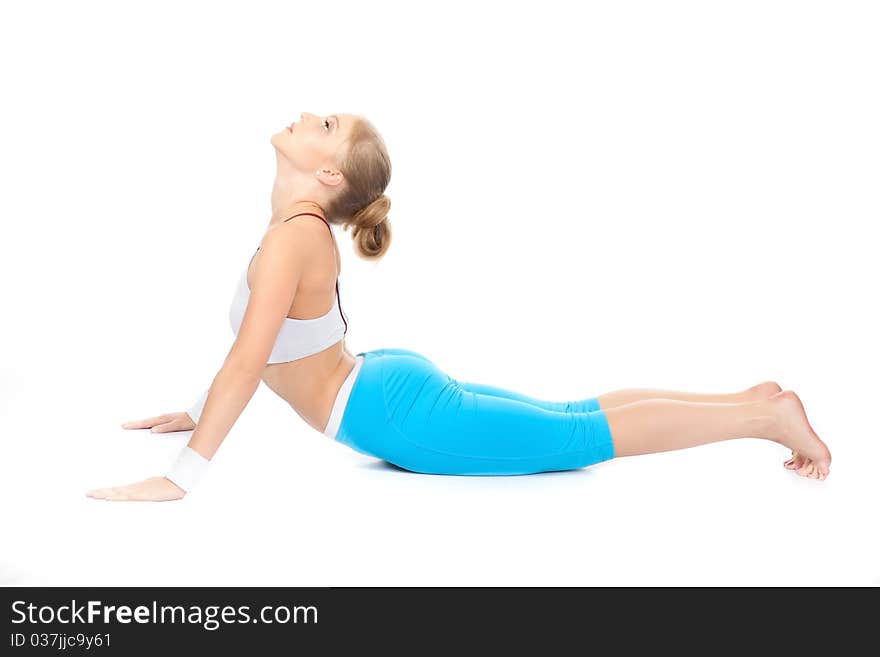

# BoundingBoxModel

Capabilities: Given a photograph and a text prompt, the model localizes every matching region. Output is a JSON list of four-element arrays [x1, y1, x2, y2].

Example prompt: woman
[[87, 111, 831, 502]]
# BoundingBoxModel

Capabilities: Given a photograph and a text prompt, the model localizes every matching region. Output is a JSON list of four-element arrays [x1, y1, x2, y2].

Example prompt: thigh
[[412, 389, 612, 463], [363, 349, 601, 412], [373, 355, 614, 474], [454, 379, 601, 413]]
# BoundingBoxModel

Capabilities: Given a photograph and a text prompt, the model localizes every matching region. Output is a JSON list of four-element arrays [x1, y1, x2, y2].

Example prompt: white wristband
[[165, 446, 211, 493], [186, 389, 209, 424]]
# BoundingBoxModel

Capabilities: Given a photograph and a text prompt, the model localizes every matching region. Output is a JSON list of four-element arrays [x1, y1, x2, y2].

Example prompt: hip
[[326, 348, 615, 475]]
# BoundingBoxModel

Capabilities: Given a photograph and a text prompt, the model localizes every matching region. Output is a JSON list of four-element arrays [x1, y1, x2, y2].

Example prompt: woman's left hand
[[86, 476, 186, 502]]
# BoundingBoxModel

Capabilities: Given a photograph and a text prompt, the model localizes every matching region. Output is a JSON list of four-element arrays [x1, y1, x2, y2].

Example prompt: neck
[[270, 163, 326, 226], [269, 196, 326, 227]]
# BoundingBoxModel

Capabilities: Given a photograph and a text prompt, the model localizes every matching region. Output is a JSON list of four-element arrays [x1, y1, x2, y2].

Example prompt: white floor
[[3, 374, 876, 587], [2, 0, 878, 588]]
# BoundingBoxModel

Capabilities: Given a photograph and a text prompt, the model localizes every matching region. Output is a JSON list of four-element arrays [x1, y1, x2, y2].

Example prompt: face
[[270, 111, 358, 190]]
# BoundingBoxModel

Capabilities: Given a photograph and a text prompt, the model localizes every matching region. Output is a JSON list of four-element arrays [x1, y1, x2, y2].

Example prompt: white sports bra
[[228, 207, 349, 364]]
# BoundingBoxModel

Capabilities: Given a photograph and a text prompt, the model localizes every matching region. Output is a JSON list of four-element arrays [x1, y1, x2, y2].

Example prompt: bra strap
[[284, 211, 348, 335], [335, 280, 348, 335], [283, 211, 331, 234]]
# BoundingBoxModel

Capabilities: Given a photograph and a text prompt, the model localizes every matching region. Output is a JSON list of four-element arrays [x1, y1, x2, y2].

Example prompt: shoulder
[[248, 221, 318, 285], [260, 215, 329, 256]]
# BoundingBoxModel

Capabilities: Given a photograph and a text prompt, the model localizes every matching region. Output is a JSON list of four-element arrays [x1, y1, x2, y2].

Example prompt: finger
[[106, 486, 131, 501], [150, 421, 179, 434], [122, 415, 173, 430], [86, 487, 115, 499]]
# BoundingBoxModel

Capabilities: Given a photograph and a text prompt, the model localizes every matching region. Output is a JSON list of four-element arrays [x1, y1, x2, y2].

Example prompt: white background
[[1, 0, 877, 586]]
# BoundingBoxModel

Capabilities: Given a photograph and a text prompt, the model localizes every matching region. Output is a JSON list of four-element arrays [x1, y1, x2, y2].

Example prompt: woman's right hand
[[121, 412, 196, 433]]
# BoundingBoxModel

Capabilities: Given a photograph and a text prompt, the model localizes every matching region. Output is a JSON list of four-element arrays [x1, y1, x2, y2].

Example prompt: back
[[249, 203, 359, 434], [229, 212, 348, 364], [229, 208, 350, 364], [187, 200, 360, 436]]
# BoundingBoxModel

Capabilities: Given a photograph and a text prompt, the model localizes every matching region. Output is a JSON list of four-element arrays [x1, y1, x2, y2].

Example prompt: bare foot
[[745, 380, 783, 400], [768, 390, 831, 479]]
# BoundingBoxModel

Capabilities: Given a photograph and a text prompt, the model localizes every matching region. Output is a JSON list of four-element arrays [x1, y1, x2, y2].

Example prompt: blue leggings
[[335, 348, 616, 475]]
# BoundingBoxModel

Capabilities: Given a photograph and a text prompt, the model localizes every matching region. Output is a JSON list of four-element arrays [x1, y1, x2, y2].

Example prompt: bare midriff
[[260, 344, 357, 434], [248, 210, 356, 435]]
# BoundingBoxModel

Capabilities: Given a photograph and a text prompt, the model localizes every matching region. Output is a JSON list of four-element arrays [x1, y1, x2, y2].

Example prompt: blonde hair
[[325, 116, 392, 260]]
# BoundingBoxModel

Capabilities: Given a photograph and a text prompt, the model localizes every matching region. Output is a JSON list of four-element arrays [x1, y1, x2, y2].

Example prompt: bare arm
[[183, 221, 314, 451], [184, 366, 261, 460], [87, 220, 316, 501], [186, 389, 209, 425]]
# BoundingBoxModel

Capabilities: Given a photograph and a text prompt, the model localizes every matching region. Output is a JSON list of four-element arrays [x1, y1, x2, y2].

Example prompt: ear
[[315, 168, 344, 187]]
